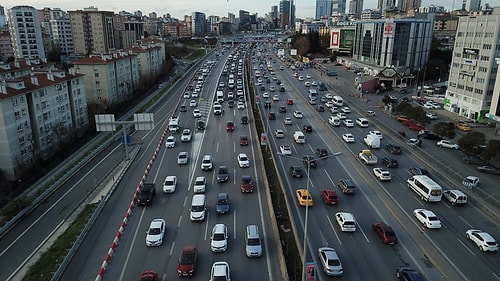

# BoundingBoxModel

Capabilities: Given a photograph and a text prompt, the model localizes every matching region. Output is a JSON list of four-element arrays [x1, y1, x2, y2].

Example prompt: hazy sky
[[2, 0, 499, 19]]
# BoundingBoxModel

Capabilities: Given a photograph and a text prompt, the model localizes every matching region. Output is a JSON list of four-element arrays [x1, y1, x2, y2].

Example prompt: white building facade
[[7, 5, 46, 60]]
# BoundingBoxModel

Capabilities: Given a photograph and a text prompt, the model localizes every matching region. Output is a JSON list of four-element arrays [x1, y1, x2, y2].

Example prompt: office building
[[316, 0, 332, 19], [191, 12, 206, 36], [348, 0, 364, 19], [7, 6, 46, 60], [332, 0, 347, 14]]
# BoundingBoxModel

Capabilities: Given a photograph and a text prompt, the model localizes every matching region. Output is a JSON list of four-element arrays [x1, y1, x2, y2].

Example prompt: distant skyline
[[2, 0, 499, 19]]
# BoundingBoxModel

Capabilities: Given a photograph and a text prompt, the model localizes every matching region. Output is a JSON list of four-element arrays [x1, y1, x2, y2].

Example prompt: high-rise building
[[332, 0, 347, 15], [270, 6, 279, 28], [465, 0, 482, 12], [316, 0, 333, 19], [0, 5, 8, 26], [7, 6, 46, 60], [239, 10, 251, 31], [48, 17, 74, 55], [348, 0, 364, 19], [69, 7, 116, 55], [445, 8, 500, 120], [280, 0, 295, 29], [191, 12, 206, 36]]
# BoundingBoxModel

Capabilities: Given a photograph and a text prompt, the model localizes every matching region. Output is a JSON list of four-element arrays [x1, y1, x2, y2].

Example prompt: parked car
[[463, 154, 487, 165], [437, 140, 459, 150]]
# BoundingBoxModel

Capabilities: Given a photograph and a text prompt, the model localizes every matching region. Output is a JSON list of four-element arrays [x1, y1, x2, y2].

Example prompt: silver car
[[318, 247, 343, 276], [177, 151, 189, 165]]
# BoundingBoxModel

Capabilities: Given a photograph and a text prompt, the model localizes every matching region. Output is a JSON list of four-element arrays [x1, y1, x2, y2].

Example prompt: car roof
[[319, 247, 339, 259], [150, 218, 164, 227]]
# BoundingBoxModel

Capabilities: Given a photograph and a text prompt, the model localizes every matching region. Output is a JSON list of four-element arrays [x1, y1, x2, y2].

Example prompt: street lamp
[[436, 67, 442, 82]]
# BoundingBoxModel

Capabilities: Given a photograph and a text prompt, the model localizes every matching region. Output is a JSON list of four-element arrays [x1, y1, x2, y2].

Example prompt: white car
[[191, 91, 199, 98], [210, 223, 228, 252], [311, 81, 318, 86], [237, 153, 250, 168], [298, 76, 304, 81], [337, 112, 346, 119], [406, 138, 421, 147], [335, 212, 356, 232], [163, 175, 177, 193], [325, 93, 333, 99], [342, 133, 355, 143], [189, 99, 197, 107], [465, 229, 498, 252], [293, 110, 303, 119], [181, 129, 192, 142], [272, 94, 280, 101], [262, 92, 270, 98], [193, 109, 202, 118], [343, 119, 354, 127], [183, 92, 190, 99], [304, 81, 311, 87], [165, 135, 176, 148], [193, 176, 206, 193], [275, 129, 285, 138], [209, 261, 230, 281], [413, 209, 442, 229], [373, 168, 392, 181], [145, 218, 165, 246], [341, 107, 351, 114], [426, 112, 438, 119], [237, 101, 245, 110], [280, 145, 292, 156], [318, 247, 343, 276], [237, 89, 244, 96], [177, 151, 189, 165], [366, 110, 376, 116], [306, 74, 311, 79], [369, 130, 383, 139], [325, 101, 334, 108], [269, 85, 275, 92], [437, 140, 459, 149], [284, 117, 293, 125]]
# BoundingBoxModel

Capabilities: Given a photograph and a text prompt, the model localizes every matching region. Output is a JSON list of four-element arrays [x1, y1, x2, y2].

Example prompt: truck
[[358, 150, 377, 165]]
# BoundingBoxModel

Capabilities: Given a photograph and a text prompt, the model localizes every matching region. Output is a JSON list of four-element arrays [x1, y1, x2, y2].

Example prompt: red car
[[321, 189, 339, 205], [239, 135, 248, 146], [372, 222, 398, 245], [177, 246, 198, 277], [286, 99, 294, 105], [138, 270, 159, 281], [408, 124, 425, 131], [226, 121, 235, 132]]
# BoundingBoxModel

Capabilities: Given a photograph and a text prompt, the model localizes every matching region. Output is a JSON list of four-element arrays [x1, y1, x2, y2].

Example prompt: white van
[[168, 116, 180, 133], [442, 189, 467, 205], [190, 195, 206, 221], [363, 134, 380, 149], [213, 104, 222, 115], [293, 131, 305, 143], [332, 96, 344, 107], [328, 116, 341, 127], [216, 91, 224, 103]]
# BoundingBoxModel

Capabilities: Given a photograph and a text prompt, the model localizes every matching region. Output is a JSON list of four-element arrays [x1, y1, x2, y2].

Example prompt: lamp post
[[436, 67, 442, 82]]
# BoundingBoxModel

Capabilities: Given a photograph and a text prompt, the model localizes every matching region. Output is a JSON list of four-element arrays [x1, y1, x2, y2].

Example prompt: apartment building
[[7, 5, 46, 60], [0, 60, 87, 180], [127, 43, 164, 80], [444, 8, 500, 120]]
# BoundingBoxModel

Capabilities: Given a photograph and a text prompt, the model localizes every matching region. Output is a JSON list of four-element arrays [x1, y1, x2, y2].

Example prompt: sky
[[2, 0, 500, 19]]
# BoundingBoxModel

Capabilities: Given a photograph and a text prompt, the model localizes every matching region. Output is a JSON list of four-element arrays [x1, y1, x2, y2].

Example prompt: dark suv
[[385, 143, 402, 154], [216, 193, 230, 214], [289, 166, 304, 178], [302, 125, 313, 133], [382, 157, 399, 168], [241, 116, 248, 124], [338, 179, 356, 194], [302, 155, 318, 168], [463, 154, 487, 165], [137, 183, 156, 205], [217, 166, 229, 183]]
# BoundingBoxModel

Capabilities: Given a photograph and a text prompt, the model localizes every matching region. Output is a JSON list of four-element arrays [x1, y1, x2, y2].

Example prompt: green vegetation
[[433, 122, 456, 139], [22, 203, 97, 281], [395, 102, 430, 126], [458, 131, 486, 155]]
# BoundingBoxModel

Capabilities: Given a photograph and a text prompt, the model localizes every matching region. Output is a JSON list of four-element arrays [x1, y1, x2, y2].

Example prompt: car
[[216, 166, 229, 183], [341, 106, 351, 114], [302, 124, 313, 133], [457, 123, 471, 131], [336, 112, 346, 119], [237, 153, 250, 168], [165, 135, 176, 148], [216, 193, 230, 214], [325, 101, 334, 108], [279, 106, 287, 113], [189, 99, 197, 107], [183, 92, 191, 99], [237, 101, 245, 110], [306, 74, 311, 79], [264, 100, 272, 108], [316, 105, 325, 112], [372, 222, 398, 245], [298, 75, 304, 80], [196, 119, 205, 130], [408, 166, 430, 176], [325, 93, 333, 99], [426, 112, 438, 120], [321, 189, 339, 205], [210, 224, 228, 252], [373, 168, 392, 181], [382, 157, 399, 168], [406, 138, 422, 147], [466, 229, 498, 252], [385, 143, 402, 154], [241, 115, 248, 124], [201, 154, 213, 171], [413, 209, 442, 229], [463, 154, 487, 165], [477, 165, 500, 175], [226, 121, 235, 132], [272, 94, 279, 101], [420, 131, 442, 140], [275, 129, 285, 138], [289, 165, 304, 177], [437, 140, 459, 149], [137, 183, 156, 206], [268, 112, 276, 120], [180, 105, 187, 112], [304, 81, 311, 87], [295, 189, 313, 206], [337, 179, 355, 194], [280, 145, 292, 156], [209, 261, 230, 281], [343, 119, 354, 127], [369, 130, 383, 139], [138, 270, 159, 281], [145, 218, 165, 246], [176, 246, 198, 277], [396, 266, 425, 281], [397, 115, 409, 122], [316, 148, 328, 158], [240, 175, 254, 192], [293, 110, 303, 118], [286, 98, 294, 105], [302, 155, 318, 168], [342, 133, 355, 143], [262, 92, 269, 98], [192, 109, 202, 118], [177, 151, 189, 165], [163, 176, 177, 193], [317, 247, 343, 276], [193, 176, 206, 193], [181, 129, 192, 142], [311, 80, 318, 86], [283, 117, 293, 125], [269, 85, 275, 92], [409, 123, 425, 131], [366, 110, 376, 116], [335, 212, 357, 232]]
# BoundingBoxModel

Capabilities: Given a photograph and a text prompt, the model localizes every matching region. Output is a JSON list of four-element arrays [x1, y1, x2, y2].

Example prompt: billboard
[[383, 19, 394, 38], [330, 29, 355, 49], [290, 49, 297, 56]]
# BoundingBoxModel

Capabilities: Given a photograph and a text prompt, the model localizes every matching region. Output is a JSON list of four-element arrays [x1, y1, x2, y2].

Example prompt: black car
[[241, 116, 248, 124], [408, 166, 429, 176], [463, 154, 487, 166], [216, 193, 230, 214], [289, 166, 304, 178], [180, 105, 187, 112], [269, 112, 276, 120], [421, 132, 442, 140], [316, 148, 328, 158], [396, 266, 425, 281], [302, 155, 318, 168], [216, 166, 229, 182], [196, 120, 205, 130], [386, 143, 402, 154], [338, 179, 356, 194], [302, 124, 313, 133], [264, 101, 272, 108], [477, 165, 500, 175], [382, 157, 399, 168], [316, 105, 325, 112], [227, 100, 234, 108], [279, 106, 287, 113], [137, 183, 156, 206]]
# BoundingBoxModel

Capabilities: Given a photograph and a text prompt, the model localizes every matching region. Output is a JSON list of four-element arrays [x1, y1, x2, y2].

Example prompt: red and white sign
[[383, 20, 394, 38], [331, 31, 339, 47]]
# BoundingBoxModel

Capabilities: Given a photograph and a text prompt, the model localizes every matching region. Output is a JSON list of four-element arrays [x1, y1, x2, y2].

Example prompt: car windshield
[[247, 238, 260, 245], [217, 199, 228, 205], [148, 227, 160, 235], [385, 230, 395, 237], [180, 255, 193, 265], [213, 233, 225, 240], [195, 180, 204, 185]]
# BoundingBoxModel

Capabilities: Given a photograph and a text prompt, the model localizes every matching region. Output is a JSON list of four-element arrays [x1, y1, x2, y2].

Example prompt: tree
[[458, 132, 486, 155], [293, 35, 311, 57], [433, 122, 456, 139], [481, 139, 500, 161]]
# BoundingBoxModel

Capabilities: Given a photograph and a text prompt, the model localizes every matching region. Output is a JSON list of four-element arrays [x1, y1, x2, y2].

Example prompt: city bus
[[406, 175, 442, 202]]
